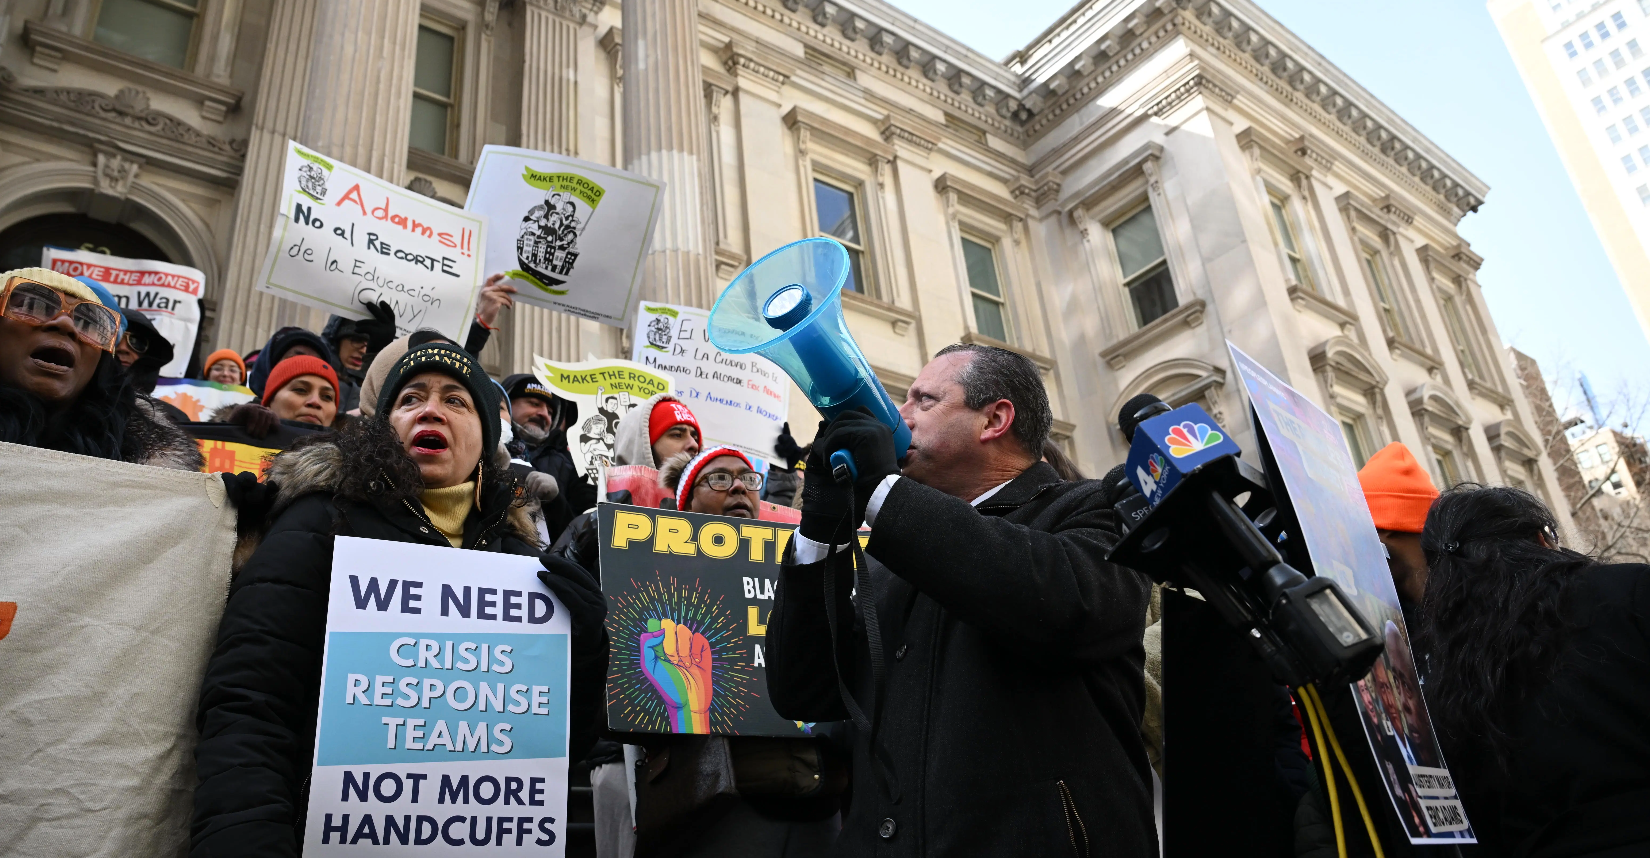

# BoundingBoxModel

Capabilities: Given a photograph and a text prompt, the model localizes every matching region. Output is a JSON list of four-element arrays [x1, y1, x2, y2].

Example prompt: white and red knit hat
[[672, 445, 755, 511]]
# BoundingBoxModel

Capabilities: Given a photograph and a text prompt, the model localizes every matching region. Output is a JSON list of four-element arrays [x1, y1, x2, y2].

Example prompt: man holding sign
[[191, 343, 607, 856]]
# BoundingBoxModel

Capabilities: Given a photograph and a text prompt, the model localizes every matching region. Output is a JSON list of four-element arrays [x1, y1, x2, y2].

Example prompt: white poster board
[[632, 301, 790, 464], [465, 145, 664, 328], [302, 537, 571, 855], [529, 356, 672, 477], [42, 246, 204, 378], [258, 141, 486, 341]]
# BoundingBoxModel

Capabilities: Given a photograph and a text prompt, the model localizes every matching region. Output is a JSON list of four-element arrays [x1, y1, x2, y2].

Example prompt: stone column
[[216, 0, 420, 350], [506, 0, 597, 371], [622, 0, 712, 308]]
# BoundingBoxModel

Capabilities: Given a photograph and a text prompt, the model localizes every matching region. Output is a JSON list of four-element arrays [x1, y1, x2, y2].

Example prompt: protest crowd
[[3, 237, 1649, 858]]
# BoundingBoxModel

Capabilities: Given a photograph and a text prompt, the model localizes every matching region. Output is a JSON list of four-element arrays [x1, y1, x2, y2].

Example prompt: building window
[[1627, 114, 1641, 133], [1613, 48, 1628, 68], [1598, 442, 1615, 463], [1628, 76, 1643, 97], [1637, 184, 1650, 204], [1339, 415, 1375, 467], [1615, 11, 1629, 30], [1598, 58, 1612, 76], [1268, 194, 1316, 292], [1599, 22, 1613, 40], [960, 236, 1010, 342], [1643, 0, 1650, 18], [1439, 291, 1485, 381], [813, 178, 871, 294], [1610, 471, 1626, 491], [1640, 143, 1650, 161], [1362, 246, 1413, 341], [1582, 29, 1597, 49], [1578, 447, 1599, 469], [1596, 96, 1610, 113], [410, 23, 459, 156], [1625, 154, 1639, 172], [1631, 38, 1645, 58], [1609, 124, 1624, 143], [1566, 40, 1579, 57], [1111, 205, 1178, 328], [1610, 85, 1625, 104], [93, 0, 200, 69], [1433, 445, 1463, 487], [1581, 67, 1595, 86], [1643, 69, 1650, 88]]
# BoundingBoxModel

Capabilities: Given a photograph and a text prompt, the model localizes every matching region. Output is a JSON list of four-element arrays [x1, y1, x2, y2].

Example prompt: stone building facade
[[0, 0, 1575, 531]]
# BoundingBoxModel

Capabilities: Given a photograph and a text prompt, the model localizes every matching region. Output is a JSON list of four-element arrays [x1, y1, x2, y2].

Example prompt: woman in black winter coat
[[190, 343, 608, 857], [1418, 484, 1650, 858]]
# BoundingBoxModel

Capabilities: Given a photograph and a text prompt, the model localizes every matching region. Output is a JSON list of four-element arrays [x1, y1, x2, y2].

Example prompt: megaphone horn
[[707, 238, 911, 484]]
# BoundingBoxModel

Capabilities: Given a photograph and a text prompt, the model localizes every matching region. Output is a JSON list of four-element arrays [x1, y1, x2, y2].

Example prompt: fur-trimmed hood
[[128, 394, 205, 471]]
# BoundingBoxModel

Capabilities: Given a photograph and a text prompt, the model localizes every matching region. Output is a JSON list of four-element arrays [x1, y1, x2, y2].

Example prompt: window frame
[[1338, 411, 1376, 468], [1435, 282, 1491, 385], [811, 173, 876, 298], [410, 16, 464, 159], [1266, 189, 1319, 294], [1104, 199, 1180, 330], [1359, 242, 1416, 343], [89, 0, 204, 70], [958, 231, 1013, 344]]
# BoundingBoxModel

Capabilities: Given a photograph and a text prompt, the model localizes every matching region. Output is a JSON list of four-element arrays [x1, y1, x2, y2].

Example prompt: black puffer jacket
[[766, 462, 1156, 857], [523, 427, 596, 540], [190, 425, 608, 857]]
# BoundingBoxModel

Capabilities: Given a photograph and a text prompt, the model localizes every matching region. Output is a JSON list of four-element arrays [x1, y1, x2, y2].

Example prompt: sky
[[887, 0, 1650, 421]]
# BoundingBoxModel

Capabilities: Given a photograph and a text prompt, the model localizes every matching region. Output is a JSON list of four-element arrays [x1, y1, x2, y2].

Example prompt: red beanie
[[1358, 443, 1439, 533], [261, 355, 339, 406], [674, 446, 754, 512], [650, 399, 701, 446]]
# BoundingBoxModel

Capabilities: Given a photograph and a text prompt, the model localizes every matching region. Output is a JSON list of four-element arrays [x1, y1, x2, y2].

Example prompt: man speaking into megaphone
[[765, 343, 1156, 857]]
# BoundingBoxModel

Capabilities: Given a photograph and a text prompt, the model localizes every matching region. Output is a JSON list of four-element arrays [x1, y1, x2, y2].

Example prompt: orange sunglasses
[[0, 275, 124, 353]]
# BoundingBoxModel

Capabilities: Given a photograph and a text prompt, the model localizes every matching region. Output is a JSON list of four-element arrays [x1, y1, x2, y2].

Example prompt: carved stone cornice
[[23, 20, 243, 122], [1099, 299, 1207, 370], [1146, 72, 1235, 118], [16, 83, 243, 156], [878, 117, 938, 153], [934, 172, 1021, 222], [524, 0, 603, 23], [721, 45, 790, 88]]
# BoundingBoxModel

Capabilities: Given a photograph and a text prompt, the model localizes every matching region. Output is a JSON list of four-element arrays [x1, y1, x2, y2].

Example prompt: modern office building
[[1491, 0, 1650, 345]]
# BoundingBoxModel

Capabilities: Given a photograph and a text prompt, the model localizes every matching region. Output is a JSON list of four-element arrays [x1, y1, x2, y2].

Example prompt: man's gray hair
[[934, 343, 1052, 457]]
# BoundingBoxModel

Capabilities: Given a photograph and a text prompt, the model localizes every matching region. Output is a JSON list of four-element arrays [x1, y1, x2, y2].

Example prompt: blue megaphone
[[707, 237, 911, 483]]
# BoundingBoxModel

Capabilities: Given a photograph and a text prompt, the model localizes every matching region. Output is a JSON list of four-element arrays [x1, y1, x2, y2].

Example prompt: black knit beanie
[[377, 342, 502, 454]]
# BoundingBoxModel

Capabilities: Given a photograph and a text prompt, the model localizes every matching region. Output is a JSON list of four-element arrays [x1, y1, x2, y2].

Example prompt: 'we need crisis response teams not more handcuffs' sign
[[304, 537, 571, 855]]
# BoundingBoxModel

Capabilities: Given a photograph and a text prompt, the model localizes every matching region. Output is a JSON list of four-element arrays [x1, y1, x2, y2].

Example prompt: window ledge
[[406, 147, 474, 188], [960, 329, 1056, 374], [24, 21, 242, 122], [1387, 335, 1441, 372], [1288, 284, 1358, 330], [714, 242, 748, 281], [842, 289, 917, 336], [1468, 378, 1513, 409], [1098, 299, 1206, 370]]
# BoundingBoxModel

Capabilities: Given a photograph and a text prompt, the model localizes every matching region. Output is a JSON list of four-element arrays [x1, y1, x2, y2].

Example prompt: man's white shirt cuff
[[791, 475, 901, 564]]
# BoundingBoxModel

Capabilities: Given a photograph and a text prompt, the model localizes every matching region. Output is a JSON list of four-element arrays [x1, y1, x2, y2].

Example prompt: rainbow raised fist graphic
[[1164, 421, 1223, 457], [640, 617, 715, 733]]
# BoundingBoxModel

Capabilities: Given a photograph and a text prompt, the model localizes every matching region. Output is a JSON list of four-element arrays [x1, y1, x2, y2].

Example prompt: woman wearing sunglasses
[[0, 267, 202, 469]]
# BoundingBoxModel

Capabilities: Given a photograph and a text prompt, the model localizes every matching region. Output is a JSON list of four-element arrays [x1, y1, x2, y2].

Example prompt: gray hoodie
[[611, 391, 694, 468]]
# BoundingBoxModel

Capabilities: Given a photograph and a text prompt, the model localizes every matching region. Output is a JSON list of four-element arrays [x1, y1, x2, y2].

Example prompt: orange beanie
[[1358, 443, 1438, 533]]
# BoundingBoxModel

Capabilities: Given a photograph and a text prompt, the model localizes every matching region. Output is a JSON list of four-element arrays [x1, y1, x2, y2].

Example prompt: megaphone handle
[[830, 449, 858, 484]]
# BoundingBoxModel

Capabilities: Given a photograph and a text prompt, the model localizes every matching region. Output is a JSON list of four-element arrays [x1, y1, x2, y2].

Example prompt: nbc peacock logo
[[1164, 421, 1223, 457], [1147, 453, 1167, 482]]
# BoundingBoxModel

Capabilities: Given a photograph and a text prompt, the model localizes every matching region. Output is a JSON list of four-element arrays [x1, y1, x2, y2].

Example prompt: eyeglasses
[[1, 276, 123, 353], [696, 470, 764, 492], [120, 329, 150, 355]]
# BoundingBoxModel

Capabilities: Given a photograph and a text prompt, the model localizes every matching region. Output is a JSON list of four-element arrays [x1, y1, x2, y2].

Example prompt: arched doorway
[[0, 213, 173, 272]]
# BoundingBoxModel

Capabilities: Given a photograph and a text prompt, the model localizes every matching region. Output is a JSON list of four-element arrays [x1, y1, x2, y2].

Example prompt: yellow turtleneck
[[419, 482, 475, 547]]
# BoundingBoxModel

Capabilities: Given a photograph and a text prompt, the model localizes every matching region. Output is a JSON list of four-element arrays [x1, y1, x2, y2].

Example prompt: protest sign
[[598, 504, 856, 737], [258, 140, 485, 340], [186, 420, 325, 478], [466, 145, 663, 327], [42, 246, 204, 377], [303, 536, 571, 855], [0, 442, 238, 857], [633, 301, 791, 465], [154, 377, 255, 421], [530, 356, 671, 477], [1228, 343, 1474, 844]]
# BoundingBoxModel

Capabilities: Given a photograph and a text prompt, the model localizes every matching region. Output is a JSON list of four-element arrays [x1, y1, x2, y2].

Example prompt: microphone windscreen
[[1117, 393, 1166, 443]]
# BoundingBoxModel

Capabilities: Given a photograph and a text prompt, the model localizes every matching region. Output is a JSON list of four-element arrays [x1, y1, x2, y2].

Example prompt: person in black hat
[[191, 342, 609, 857], [503, 372, 595, 540], [320, 301, 396, 413]]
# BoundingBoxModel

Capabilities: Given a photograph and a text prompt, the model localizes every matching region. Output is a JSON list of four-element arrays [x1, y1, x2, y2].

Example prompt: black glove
[[221, 402, 278, 439], [355, 300, 398, 356], [1099, 463, 1145, 541], [798, 410, 898, 545], [774, 421, 805, 469], [220, 471, 278, 534], [538, 552, 607, 647]]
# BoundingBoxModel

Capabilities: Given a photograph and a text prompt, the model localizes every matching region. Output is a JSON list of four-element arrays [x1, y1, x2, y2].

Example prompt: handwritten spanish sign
[[632, 302, 791, 465], [465, 146, 663, 328], [303, 537, 571, 855], [257, 141, 486, 341], [530, 356, 672, 478], [42, 246, 204, 378]]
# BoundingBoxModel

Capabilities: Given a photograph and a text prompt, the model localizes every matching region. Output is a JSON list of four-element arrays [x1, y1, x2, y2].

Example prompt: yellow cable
[[1306, 683, 1386, 858], [1297, 683, 1347, 858]]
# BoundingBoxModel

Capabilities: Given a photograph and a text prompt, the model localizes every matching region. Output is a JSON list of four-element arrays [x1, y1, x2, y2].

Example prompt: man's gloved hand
[[356, 300, 398, 355], [220, 471, 278, 534], [798, 410, 897, 545], [539, 552, 607, 644], [774, 421, 805, 469], [1100, 463, 1144, 542], [221, 402, 278, 439]]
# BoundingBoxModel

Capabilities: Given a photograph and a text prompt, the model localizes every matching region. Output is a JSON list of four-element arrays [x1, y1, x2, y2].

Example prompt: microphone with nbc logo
[[1121, 400, 1244, 506]]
